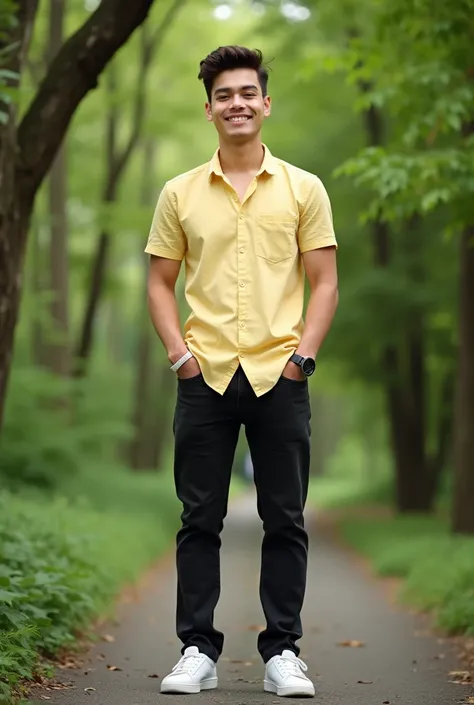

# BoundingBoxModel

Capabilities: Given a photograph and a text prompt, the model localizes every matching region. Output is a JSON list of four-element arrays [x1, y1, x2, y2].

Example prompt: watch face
[[302, 357, 316, 376]]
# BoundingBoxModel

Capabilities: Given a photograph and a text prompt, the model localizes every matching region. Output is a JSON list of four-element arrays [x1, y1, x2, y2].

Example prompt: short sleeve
[[144, 182, 186, 260], [297, 177, 338, 253]]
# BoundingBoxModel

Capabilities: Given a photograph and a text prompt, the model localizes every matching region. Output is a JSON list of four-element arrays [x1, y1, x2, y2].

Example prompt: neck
[[218, 137, 265, 174]]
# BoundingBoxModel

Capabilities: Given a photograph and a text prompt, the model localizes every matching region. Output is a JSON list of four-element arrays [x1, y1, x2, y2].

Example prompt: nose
[[230, 93, 245, 109]]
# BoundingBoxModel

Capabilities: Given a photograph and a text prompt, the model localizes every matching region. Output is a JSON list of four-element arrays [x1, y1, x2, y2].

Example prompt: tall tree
[[75, 0, 185, 378], [46, 0, 70, 376], [0, 0, 157, 432], [335, 0, 474, 530]]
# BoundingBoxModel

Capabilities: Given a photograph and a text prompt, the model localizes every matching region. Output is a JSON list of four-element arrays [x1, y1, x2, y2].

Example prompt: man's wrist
[[295, 348, 317, 360], [168, 346, 189, 365]]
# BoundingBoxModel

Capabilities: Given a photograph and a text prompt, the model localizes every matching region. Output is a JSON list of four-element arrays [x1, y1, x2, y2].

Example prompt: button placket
[[237, 207, 248, 359]]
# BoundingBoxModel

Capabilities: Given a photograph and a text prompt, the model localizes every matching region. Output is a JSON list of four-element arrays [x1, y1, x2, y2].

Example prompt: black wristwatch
[[290, 353, 316, 377]]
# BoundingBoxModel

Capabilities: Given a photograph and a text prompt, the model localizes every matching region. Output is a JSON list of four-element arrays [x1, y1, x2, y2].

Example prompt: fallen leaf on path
[[357, 680, 373, 684], [107, 665, 122, 671], [148, 674, 160, 679], [433, 654, 445, 660], [40, 698, 51, 701], [463, 697, 474, 703], [337, 640, 365, 648], [383, 701, 390, 704], [102, 634, 115, 643], [97, 653, 106, 660], [449, 671, 471, 683], [84, 687, 96, 693]]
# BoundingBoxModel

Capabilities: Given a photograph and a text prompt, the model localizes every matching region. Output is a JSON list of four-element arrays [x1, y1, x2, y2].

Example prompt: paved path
[[35, 493, 472, 704]]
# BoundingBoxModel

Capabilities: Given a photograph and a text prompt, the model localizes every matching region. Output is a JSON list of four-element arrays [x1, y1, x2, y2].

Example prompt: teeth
[[229, 116, 250, 122]]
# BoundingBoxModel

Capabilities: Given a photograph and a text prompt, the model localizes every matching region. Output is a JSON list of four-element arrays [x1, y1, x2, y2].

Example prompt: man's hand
[[282, 359, 306, 381], [169, 349, 202, 380], [176, 356, 202, 380]]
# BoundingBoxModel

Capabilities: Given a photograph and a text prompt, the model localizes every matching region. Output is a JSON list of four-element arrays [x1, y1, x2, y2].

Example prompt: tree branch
[[16, 0, 155, 201]]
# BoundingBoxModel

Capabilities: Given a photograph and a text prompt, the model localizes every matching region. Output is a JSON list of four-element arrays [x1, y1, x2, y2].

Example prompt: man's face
[[205, 68, 271, 142]]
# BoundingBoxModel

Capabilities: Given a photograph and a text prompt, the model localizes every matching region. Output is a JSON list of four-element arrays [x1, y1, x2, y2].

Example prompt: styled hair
[[198, 46, 269, 102]]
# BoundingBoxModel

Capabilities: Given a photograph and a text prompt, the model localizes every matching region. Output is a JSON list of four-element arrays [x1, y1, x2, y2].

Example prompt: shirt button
[[239, 322, 246, 329], [239, 248, 244, 254], [239, 353, 245, 359], [239, 214, 243, 220], [239, 281, 245, 288]]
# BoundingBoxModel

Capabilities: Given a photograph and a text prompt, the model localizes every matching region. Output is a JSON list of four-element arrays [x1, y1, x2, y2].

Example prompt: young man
[[145, 46, 338, 698]]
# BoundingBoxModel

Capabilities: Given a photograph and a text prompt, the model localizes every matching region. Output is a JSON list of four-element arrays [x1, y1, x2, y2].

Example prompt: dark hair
[[198, 46, 269, 102]]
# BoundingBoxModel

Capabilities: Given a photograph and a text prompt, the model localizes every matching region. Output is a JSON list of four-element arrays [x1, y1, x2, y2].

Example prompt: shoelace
[[276, 655, 308, 678], [172, 653, 202, 675]]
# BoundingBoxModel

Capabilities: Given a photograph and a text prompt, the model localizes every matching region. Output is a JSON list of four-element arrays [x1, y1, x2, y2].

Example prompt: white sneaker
[[264, 649, 315, 697], [160, 646, 218, 694]]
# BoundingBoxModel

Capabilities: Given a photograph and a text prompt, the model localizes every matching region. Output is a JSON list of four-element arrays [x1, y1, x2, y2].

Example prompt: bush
[[0, 366, 133, 492], [0, 471, 180, 702]]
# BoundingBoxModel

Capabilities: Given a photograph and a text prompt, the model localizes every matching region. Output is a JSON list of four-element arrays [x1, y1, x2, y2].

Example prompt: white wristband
[[170, 350, 194, 372]]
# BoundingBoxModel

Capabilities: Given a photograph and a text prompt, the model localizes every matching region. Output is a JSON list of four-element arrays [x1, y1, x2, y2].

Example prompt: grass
[[308, 465, 474, 637], [321, 501, 474, 637]]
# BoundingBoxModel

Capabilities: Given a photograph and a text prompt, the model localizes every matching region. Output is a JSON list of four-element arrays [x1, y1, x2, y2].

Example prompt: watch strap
[[290, 353, 304, 366], [170, 350, 194, 372]]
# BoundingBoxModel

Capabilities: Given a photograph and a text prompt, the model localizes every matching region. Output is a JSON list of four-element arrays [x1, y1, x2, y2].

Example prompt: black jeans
[[172, 365, 311, 664]]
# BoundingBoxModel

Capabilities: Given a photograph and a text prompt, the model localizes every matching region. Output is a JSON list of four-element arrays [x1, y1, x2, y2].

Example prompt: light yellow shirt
[[145, 144, 337, 397]]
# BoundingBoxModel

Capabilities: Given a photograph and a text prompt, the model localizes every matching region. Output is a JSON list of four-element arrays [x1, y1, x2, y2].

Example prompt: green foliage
[[338, 515, 474, 635], [0, 366, 132, 491], [334, 0, 474, 227], [0, 471, 180, 701], [0, 0, 19, 125]]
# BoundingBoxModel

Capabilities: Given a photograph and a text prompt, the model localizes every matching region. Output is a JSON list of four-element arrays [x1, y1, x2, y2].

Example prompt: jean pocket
[[177, 372, 203, 384]]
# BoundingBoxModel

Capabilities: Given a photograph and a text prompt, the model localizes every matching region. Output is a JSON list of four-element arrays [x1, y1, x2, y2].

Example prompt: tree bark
[[0, 0, 156, 432], [452, 224, 474, 534], [47, 0, 70, 376]]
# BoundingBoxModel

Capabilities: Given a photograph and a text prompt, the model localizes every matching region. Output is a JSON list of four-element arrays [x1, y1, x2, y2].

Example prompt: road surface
[[32, 493, 473, 704]]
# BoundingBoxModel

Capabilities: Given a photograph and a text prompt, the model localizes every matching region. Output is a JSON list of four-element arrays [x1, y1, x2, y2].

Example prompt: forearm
[[297, 282, 339, 357], [147, 282, 186, 363]]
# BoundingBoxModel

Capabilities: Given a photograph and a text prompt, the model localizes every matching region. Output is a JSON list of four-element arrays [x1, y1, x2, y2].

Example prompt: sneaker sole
[[161, 677, 218, 694], [264, 679, 315, 698]]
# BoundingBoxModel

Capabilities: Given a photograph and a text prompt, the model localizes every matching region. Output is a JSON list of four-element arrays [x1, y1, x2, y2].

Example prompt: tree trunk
[[74, 4, 185, 377], [30, 213, 49, 367], [0, 0, 156, 432], [452, 224, 474, 534], [362, 95, 439, 512], [130, 138, 158, 470], [46, 0, 70, 376]]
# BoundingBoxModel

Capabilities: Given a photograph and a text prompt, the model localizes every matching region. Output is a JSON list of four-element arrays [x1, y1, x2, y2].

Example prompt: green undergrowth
[[337, 514, 474, 636], [0, 467, 180, 703]]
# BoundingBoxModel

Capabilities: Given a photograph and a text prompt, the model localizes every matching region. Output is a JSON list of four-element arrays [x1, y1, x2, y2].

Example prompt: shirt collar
[[208, 143, 277, 181]]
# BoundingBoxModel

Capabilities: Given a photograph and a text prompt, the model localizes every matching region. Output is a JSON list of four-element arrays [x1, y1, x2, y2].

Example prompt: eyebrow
[[214, 84, 259, 95]]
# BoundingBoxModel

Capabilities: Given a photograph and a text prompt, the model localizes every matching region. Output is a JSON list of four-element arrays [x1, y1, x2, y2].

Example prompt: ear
[[205, 102, 213, 122], [263, 95, 271, 118]]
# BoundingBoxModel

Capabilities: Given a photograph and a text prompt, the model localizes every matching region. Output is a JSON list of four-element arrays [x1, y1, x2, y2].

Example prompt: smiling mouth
[[226, 115, 252, 123]]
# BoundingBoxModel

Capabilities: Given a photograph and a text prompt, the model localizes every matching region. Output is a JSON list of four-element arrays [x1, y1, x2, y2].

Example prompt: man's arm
[[145, 183, 199, 378], [297, 246, 338, 358], [147, 255, 201, 378], [282, 246, 338, 380]]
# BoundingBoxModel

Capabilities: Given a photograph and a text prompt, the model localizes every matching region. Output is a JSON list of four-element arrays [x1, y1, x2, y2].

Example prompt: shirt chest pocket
[[255, 215, 298, 264]]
